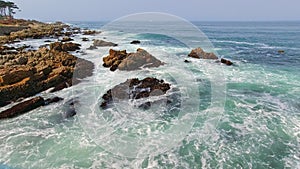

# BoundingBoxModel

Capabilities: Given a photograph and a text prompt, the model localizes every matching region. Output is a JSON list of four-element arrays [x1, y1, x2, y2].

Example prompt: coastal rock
[[184, 59, 191, 63], [0, 96, 64, 119], [0, 48, 94, 107], [82, 37, 89, 41], [0, 96, 45, 119], [188, 47, 218, 59], [50, 42, 81, 52], [0, 21, 69, 44], [83, 30, 100, 35], [103, 48, 164, 71], [60, 36, 73, 42], [100, 77, 171, 109], [130, 40, 141, 44], [93, 39, 117, 47], [220, 58, 233, 66]]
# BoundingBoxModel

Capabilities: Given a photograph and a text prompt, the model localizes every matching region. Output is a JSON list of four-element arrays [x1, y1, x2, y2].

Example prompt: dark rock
[[130, 40, 141, 44], [44, 97, 63, 105], [60, 36, 73, 42], [220, 58, 233, 66], [82, 37, 89, 41], [188, 47, 218, 59], [184, 59, 191, 63], [100, 77, 171, 109], [44, 40, 52, 43], [93, 39, 117, 47], [0, 96, 45, 119]]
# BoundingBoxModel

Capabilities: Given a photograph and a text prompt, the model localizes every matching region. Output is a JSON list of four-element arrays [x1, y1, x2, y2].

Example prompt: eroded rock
[[100, 77, 171, 109], [188, 47, 218, 59], [103, 48, 164, 71]]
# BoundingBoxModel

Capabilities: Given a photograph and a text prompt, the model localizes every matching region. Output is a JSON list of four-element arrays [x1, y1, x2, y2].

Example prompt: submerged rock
[[130, 40, 141, 44], [103, 48, 164, 71], [188, 47, 218, 59], [100, 77, 171, 109], [221, 58, 233, 66]]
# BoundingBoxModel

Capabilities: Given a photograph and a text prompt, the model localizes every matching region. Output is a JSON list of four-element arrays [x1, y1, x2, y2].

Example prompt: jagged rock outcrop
[[100, 77, 171, 109], [0, 47, 94, 107], [50, 42, 81, 52], [103, 48, 164, 71], [220, 58, 233, 66], [0, 96, 63, 119], [188, 47, 218, 59]]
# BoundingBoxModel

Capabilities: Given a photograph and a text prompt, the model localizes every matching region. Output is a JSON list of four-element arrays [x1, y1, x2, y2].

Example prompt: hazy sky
[[12, 0, 300, 22]]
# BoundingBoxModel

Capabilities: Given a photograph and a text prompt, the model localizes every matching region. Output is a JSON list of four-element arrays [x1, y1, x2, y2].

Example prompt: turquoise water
[[0, 19, 299, 168]]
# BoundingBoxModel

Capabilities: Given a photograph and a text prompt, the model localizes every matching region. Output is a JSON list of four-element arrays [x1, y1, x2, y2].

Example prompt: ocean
[[0, 14, 299, 168]]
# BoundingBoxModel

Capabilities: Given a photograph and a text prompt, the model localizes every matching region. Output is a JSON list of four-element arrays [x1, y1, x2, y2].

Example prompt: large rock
[[50, 42, 81, 52], [100, 77, 171, 109], [188, 47, 218, 59], [0, 48, 94, 107], [103, 48, 164, 71], [0, 97, 45, 119], [220, 58, 233, 66], [0, 96, 63, 119], [93, 39, 117, 47]]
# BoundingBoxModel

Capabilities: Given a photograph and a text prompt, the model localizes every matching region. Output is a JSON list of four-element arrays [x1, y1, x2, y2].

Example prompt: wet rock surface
[[0, 96, 63, 119], [100, 77, 171, 109], [221, 58, 233, 66], [103, 48, 164, 71]]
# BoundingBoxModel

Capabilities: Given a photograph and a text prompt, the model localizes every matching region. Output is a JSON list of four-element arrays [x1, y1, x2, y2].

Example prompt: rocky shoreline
[[0, 19, 94, 118], [0, 19, 234, 120]]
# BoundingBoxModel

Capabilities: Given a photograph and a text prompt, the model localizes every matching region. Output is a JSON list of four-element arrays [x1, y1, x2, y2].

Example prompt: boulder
[[220, 58, 233, 66], [102, 48, 164, 71], [0, 96, 64, 119], [188, 47, 218, 59], [60, 36, 73, 42], [50, 42, 81, 52], [83, 30, 100, 35], [100, 77, 171, 109], [93, 39, 117, 47], [82, 37, 89, 41], [0, 96, 45, 119], [130, 40, 141, 44]]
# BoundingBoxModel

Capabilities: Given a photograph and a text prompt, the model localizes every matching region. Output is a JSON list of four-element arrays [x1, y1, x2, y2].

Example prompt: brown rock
[[102, 48, 164, 71], [83, 30, 100, 35], [118, 48, 164, 71], [188, 47, 218, 59], [60, 36, 73, 42], [0, 96, 45, 119], [50, 42, 81, 52]]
